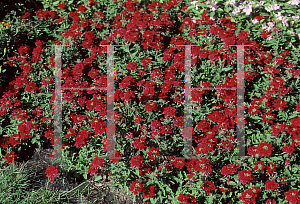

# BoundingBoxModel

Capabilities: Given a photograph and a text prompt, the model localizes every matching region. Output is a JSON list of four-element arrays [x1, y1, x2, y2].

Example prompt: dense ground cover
[[0, 0, 300, 203]]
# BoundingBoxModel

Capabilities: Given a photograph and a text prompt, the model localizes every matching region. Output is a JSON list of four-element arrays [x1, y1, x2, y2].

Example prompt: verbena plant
[[0, 0, 300, 203]]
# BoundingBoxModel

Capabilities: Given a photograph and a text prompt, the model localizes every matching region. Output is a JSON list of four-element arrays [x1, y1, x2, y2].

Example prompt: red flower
[[129, 181, 144, 195], [80, 19, 89, 29], [265, 200, 276, 204], [256, 15, 264, 21], [126, 61, 138, 71], [177, 193, 197, 204], [58, 2, 66, 9], [221, 163, 237, 176], [261, 30, 271, 39], [202, 181, 216, 195], [253, 161, 266, 172], [238, 169, 254, 185], [144, 101, 158, 112], [265, 162, 276, 174], [256, 141, 274, 157], [169, 158, 185, 169], [130, 155, 144, 167], [282, 142, 296, 154], [89, 0, 97, 6], [74, 129, 91, 148], [109, 150, 122, 163], [142, 185, 157, 198], [162, 105, 176, 118], [141, 57, 152, 69], [41, 76, 54, 87], [150, 119, 162, 131], [132, 137, 147, 150], [284, 189, 300, 204], [196, 120, 211, 132], [45, 165, 60, 183], [77, 5, 87, 12], [240, 187, 262, 204], [87, 156, 105, 176], [3, 151, 18, 163], [22, 12, 31, 19], [265, 179, 278, 192]]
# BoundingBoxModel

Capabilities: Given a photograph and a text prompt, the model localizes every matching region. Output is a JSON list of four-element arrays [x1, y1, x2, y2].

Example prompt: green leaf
[[229, 181, 236, 185], [251, 116, 262, 120], [222, 67, 233, 72], [95, 175, 102, 181], [53, 1, 60, 6], [271, 157, 283, 162]]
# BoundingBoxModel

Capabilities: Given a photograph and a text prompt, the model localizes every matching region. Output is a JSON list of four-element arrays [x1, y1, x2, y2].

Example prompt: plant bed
[[0, 0, 300, 203]]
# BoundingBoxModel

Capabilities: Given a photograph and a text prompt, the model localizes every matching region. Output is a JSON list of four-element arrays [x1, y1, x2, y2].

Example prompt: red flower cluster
[[109, 150, 122, 163], [22, 12, 31, 19], [141, 57, 152, 69], [130, 155, 144, 167], [90, 117, 106, 136], [77, 5, 87, 13], [240, 186, 262, 204], [74, 128, 92, 148], [142, 185, 157, 198], [3, 151, 18, 163], [162, 105, 176, 118], [168, 156, 185, 169], [177, 193, 197, 204], [126, 61, 138, 71], [253, 161, 266, 172], [35, 9, 57, 20], [129, 180, 144, 195], [284, 189, 300, 204], [195, 135, 217, 155], [58, 2, 66, 10], [248, 141, 274, 157], [282, 142, 296, 154], [221, 162, 239, 176], [144, 101, 158, 112], [265, 179, 279, 192], [238, 169, 254, 185], [87, 156, 105, 176], [132, 137, 147, 150], [45, 165, 60, 183], [202, 181, 216, 195]]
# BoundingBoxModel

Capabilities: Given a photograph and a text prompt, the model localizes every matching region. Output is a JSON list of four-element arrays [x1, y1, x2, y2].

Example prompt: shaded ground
[[10, 145, 154, 204]]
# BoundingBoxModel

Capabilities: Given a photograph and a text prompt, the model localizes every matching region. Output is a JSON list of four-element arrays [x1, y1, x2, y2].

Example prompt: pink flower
[[190, 1, 199, 10], [288, 0, 300, 5], [243, 5, 252, 15], [266, 4, 281, 12], [252, 19, 259, 24]]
